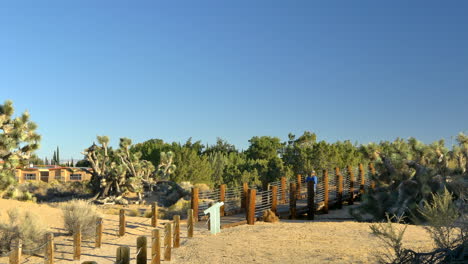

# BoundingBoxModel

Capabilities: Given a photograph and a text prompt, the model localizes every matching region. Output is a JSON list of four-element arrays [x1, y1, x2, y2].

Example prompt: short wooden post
[[271, 185, 278, 213], [369, 163, 376, 190], [307, 180, 315, 220], [335, 167, 343, 209], [220, 184, 226, 216], [136, 236, 147, 264], [9, 239, 21, 264], [280, 177, 286, 204], [347, 165, 355, 205], [323, 169, 329, 214], [241, 182, 248, 209], [191, 187, 199, 222], [164, 223, 172, 261], [359, 163, 365, 194], [296, 174, 302, 199], [187, 209, 194, 238], [289, 182, 297, 219], [119, 209, 126, 236], [45, 233, 54, 264], [73, 225, 81, 260], [173, 215, 180, 248], [151, 202, 158, 227], [247, 188, 256, 225], [95, 217, 103, 248], [116, 246, 130, 264], [151, 229, 161, 264]]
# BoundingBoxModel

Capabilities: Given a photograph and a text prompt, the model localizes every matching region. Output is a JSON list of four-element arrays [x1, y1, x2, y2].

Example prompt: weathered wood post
[[191, 187, 199, 222], [347, 165, 355, 205], [359, 163, 365, 195], [271, 185, 278, 213], [136, 236, 147, 264], [164, 223, 172, 261], [323, 169, 329, 214], [151, 229, 161, 264], [151, 202, 158, 227], [369, 163, 376, 190], [280, 177, 286, 204], [73, 225, 81, 260], [307, 180, 315, 220], [45, 233, 54, 264], [296, 174, 302, 199], [247, 188, 256, 225], [335, 167, 343, 209], [119, 209, 126, 236], [95, 217, 103, 248], [116, 246, 130, 264], [9, 239, 21, 264], [241, 182, 248, 210], [173, 215, 180, 248], [187, 209, 194, 238], [220, 184, 226, 216], [289, 182, 297, 219]]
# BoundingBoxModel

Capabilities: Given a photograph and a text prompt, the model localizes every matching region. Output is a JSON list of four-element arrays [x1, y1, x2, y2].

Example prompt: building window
[[70, 174, 82, 181], [55, 171, 61, 180], [24, 173, 36, 180]]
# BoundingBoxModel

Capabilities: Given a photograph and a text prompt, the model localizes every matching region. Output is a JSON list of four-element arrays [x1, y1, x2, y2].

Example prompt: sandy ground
[[0, 199, 435, 264]]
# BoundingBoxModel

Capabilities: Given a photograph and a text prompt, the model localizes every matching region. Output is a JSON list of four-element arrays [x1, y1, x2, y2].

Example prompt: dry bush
[[0, 209, 48, 255], [127, 208, 140, 217], [62, 200, 101, 238], [262, 209, 279, 223], [161, 199, 190, 219], [143, 209, 153, 218], [369, 214, 408, 264]]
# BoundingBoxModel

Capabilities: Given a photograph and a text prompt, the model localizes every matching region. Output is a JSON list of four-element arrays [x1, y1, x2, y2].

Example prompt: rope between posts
[[21, 241, 49, 253]]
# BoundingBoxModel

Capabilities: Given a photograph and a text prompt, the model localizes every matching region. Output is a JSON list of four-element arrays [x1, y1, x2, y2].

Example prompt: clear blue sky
[[1, 1, 467, 161]]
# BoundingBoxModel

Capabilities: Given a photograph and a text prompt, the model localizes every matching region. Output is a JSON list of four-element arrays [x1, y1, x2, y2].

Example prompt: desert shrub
[[143, 209, 153, 218], [161, 199, 190, 219], [127, 208, 140, 217], [369, 214, 408, 264], [0, 209, 48, 255], [62, 200, 101, 238]]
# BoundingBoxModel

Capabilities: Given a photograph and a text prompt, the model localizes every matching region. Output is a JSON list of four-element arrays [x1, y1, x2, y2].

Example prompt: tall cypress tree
[[56, 146, 60, 165], [52, 151, 56, 165]]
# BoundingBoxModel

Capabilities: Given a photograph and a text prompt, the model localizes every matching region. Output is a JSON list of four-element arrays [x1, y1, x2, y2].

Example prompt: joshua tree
[[0, 100, 41, 194], [156, 151, 176, 180]]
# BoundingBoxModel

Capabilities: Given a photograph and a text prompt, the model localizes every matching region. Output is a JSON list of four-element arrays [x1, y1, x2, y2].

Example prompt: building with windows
[[15, 165, 92, 183]]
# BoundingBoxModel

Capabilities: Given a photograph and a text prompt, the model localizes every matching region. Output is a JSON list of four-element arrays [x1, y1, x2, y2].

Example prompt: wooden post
[[280, 177, 286, 204], [347, 165, 355, 205], [136, 236, 147, 264], [116, 246, 130, 264], [323, 169, 329, 214], [271, 185, 278, 213], [151, 229, 161, 264], [369, 163, 376, 190], [173, 215, 180, 248], [359, 163, 365, 194], [220, 184, 226, 216], [296, 174, 302, 199], [247, 188, 256, 225], [151, 202, 158, 227], [44, 233, 54, 264], [187, 209, 194, 238], [191, 187, 199, 222], [119, 209, 126, 236], [335, 167, 343, 209], [73, 225, 81, 260], [289, 182, 297, 219], [9, 239, 21, 264], [307, 180, 315, 220], [241, 182, 248, 209], [164, 223, 172, 261], [95, 217, 103, 248]]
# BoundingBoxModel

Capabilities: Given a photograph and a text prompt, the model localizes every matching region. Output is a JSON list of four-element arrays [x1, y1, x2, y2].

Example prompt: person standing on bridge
[[305, 170, 318, 192]]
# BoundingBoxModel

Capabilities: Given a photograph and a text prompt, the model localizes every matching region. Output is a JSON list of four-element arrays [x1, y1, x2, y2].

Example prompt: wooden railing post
[[136, 236, 147, 264], [280, 177, 286, 204], [220, 184, 226, 216], [307, 180, 315, 220], [271, 185, 278, 214], [289, 182, 297, 219], [164, 223, 172, 261], [151, 229, 161, 264], [296, 174, 302, 199], [359, 163, 365, 195], [241, 182, 248, 210], [116, 246, 130, 264], [335, 167, 343, 209], [45, 233, 54, 264], [119, 209, 126, 236], [347, 165, 355, 205], [173, 215, 180, 248], [247, 188, 256, 225], [323, 169, 329, 214], [9, 239, 21, 264], [191, 187, 199, 222], [187, 209, 194, 238], [73, 225, 81, 260], [95, 217, 103, 248], [151, 202, 158, 227], [369, 163, 376, 190]]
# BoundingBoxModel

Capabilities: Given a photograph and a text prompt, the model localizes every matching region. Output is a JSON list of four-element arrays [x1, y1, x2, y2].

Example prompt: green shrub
[[62, 200, 101, 238]]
